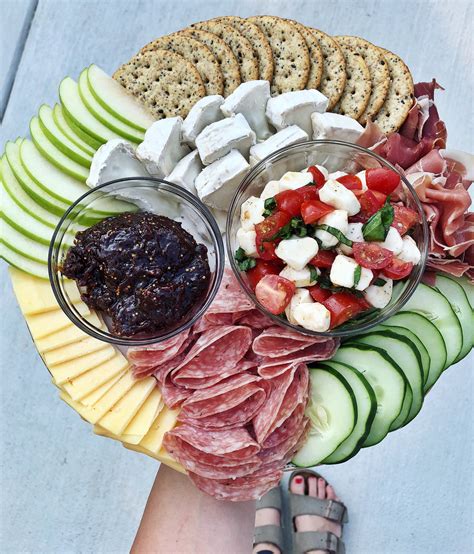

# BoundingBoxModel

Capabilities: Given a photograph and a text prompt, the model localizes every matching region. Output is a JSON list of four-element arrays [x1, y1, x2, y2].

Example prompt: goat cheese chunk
[[376, 227, 403, 255], [293, 302, 331, 332], [266, 90, 329, 136], [182, 95, 224, 146], [195, 113, 256, 165], [221, 80, 272, 140], [315, 210, 349, 248], [260, 180, 281, 201], [330, 254, 373, 291], [285, 288, 314, 325], [397, 235, 421, 264], [279, 171, 313, 192], [136, 117, 190, 177], [339, 222, 364, 255], [165, 150, 202, 195], [311, 112, 364, 143], [279, 265, 318, 287], [364, 278, 393, 308], [250, 126, 308, 166], [319, 179, 360, 216], [236, 227, 257, 257], [275, 236, 319, 271], [240, 196, 265, 230]]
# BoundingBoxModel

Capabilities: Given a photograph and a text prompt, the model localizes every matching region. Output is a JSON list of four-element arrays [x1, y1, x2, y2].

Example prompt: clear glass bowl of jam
[[49, 177, 224, 346]]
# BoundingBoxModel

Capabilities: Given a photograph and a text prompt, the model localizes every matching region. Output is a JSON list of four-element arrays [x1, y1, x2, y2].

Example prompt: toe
[[318, 477, 326, 499], [326, 484, 339, 501], [307, 476, 318, 497], [290, 473, 306, 495]]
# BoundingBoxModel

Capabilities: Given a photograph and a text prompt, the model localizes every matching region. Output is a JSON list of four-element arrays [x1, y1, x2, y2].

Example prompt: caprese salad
[[234, 164, 422, 331]]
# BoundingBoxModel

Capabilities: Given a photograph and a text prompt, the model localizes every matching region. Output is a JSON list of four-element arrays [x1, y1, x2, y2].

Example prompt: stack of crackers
[[114, 15, 414, 134]]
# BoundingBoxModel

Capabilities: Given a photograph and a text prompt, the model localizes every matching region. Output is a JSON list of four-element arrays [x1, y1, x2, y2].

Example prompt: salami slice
[[236, 309, 275, 329], [207, 268, 254, 314], [253, 326, 323, 358], [171, 454, 262, 480]]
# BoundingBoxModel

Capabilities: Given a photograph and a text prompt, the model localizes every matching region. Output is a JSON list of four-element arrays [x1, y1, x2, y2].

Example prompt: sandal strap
[[256, 486, 282, 511], [294, 531, 345, 554], [253, 524, 284, 551], [289, 493, 348, 523]]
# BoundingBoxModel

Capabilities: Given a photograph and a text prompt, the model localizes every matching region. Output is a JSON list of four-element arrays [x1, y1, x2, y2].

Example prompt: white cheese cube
[[339, 222, 364, 255], [195, 113, 256, 165], [279, 171, 313, 192], [165, 150, 202, 195], [397, 235, 421, 264], [136, 117, 190, 177], [319, 179, 360, 216], [285, 288, 314, 325], [279, 265, 318, 287], [260, 180, 280, 201], [356, 267, 374, 291], [330, 254, 373, 291], [182, 95, 224, 146], [250, 125, 309, 166], [312, 112, 364, 143], [236, 227, 257, 257], [364, 278, 393, 308], [195, 150, 250, 210], [356, 170, 368, 191], [315, 210, 349, 248], [275, 236, 319, 270], [221, 80, 272, 140], [266, 90, 329, 136], [240, 196, 265, 230], [293, 302, 331, 332], [376, 227, 403, 255]]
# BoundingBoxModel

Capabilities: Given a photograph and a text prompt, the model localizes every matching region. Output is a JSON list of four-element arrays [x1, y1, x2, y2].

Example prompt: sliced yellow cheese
[[139, 406, 180, 455], [44, 336, 109, 366], [51, 345, 116, 384], [80, 368, 128, 406], [119, 389, 164, 445], [59, 390, 96, 423], [123, 442, 186, 474], [36, 313, 103, 353], [9, 267, 81, 314], [98, 377, 156, 436], [26, 304, 90, 339], [62, 354, 129, 401]]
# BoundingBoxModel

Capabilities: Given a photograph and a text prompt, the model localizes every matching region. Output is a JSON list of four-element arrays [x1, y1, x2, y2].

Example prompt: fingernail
[[257, 551, 274, 554], [294, 476, 303, 484]]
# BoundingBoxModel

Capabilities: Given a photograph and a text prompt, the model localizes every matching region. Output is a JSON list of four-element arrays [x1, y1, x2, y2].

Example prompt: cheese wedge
[[36, 313, 103, 353], [25, 304, 90, 339], [51, 345, 116, 384], [119, 389, 163, 444], [98, 377, 156, 436], [62, 354, 129, 401], [80, 368, 128, 406], [139, 406, 180, 455], [44, 336, 109, 367], [59, 390, 96, 423], [123, 442, 186, 474], [9, 267, 81, 314]]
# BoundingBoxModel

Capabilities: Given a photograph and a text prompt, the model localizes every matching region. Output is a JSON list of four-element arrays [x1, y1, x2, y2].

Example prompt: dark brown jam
[[61, 212, 211, 337]]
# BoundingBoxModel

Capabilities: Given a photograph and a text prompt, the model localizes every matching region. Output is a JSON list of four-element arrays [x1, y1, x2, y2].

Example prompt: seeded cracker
[[286, 19, 324, 90], [113, 50, 205, 119]]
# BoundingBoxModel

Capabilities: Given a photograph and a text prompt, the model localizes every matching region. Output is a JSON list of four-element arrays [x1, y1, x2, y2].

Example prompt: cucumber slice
[[319, 361, 377, 464], [87, 64, 155, 132], [30, 116, 89, 181], [382, 311, 446, 392], [333, 344, 407, 447], [0, 216, 49, 263], [434, 274, 473, 359], [449, 276, 474, 311], [0, 242, 48, 279], [292, 366, 356, 467], [38, 104, 92, 167], [52, 104, 96, 155], [397, 282, 463, 368], [78, 69, 144, 143], [355, 330, 424, 426]]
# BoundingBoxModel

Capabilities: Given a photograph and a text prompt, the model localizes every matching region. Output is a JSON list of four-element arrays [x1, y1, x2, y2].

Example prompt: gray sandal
[[253, 486, 285, 553], [289, 470, 348, 554]]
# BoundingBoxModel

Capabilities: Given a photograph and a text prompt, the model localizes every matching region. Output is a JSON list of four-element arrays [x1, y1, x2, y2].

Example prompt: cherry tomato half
[[297, 185, 320, 203], [308, 250, 336, 269], [274, 190, 303, 217], [353, 242, 394, 270], [301, 200, 334, 225], [354, 190, 387, 221], [337, 174, 363, 190], [323, 292, 367, 328], [307, 165, 326, 187], [383, 258, 414, 280], [308, 284, 332, 303], [255, 211, 291, 260], [255, 274, 296, 315], [366, 168, 400, 195], [392, 205, 419, 235], [246, 260, 283, 290]]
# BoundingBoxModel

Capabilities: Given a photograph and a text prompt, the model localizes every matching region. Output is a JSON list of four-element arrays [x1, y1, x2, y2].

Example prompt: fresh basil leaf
[[317, 272, 364, 296], [234, 248, 257, 271], [362, 198, 394, 241], [290, 217, 308, 237], [309, 266, 319, 283], [353, 265, 362, 287], [314, 224, 353, 246], [373, 278, 387, 287], [235, 247, 246, 261], [263, 197, 277, 217]]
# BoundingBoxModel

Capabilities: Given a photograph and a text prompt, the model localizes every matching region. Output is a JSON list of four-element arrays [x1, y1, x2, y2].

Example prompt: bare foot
[[290, 473, 343, 554], [253, 489, 281, 554]]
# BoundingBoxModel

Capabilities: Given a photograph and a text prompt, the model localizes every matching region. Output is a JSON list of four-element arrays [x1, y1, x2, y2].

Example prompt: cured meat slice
[[236, 309, 275, 329], [252, 326, 322, 358], [179, 457, 262, 480], [207, 268, 254, 315]]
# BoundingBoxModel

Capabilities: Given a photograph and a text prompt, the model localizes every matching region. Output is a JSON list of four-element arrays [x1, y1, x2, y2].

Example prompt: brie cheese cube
[[330, 254, 373, 291], [279, 171, 313, 192], [221, 80, 272, 140], [356, 170, 368, 191], [285, 288, 314, 325], [240, 196, 265, 230], [136, 117, 190, 177], [182, 95, 224, 146], [312, 112, 365, 143], [293, 302, 331, 332], [319, 179, 360, 216], [236, 227, 257, 257], [279, 265, 318, 287], [364, 278, 393, 308], [195, 113, 256, 165], [260, 180, 280, 201], [195, 150, 250, 210], [266, 90, 329, 136], [250, 125, 308, 166], [315, 210, 349, 248], [165, 150, 202, 195], [397, 235, 421, 264], [339, 222, 364, 255], [275, 236, 319, 270], [376, 227, 403, 255]]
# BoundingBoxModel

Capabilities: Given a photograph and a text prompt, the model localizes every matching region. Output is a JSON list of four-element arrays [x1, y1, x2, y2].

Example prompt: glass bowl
[[49, 177, 224, 347], [226, 140, 428, 338]]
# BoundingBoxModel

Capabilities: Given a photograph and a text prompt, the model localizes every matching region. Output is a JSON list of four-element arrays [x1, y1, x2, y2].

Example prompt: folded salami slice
[[172, 454, 262, 480], [207, 268, 254, 315], [236, 309, 275, 329], [253, 326, 324, 358]]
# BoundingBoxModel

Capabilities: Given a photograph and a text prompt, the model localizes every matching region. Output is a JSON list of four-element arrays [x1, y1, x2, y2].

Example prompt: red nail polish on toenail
[[294, 477, 303, 484]]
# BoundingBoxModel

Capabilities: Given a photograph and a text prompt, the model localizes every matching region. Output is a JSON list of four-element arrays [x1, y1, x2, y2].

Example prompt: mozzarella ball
[[319, 179, 361, 216], [260, 180, 280, 200], [376, 227, 403, 255], [275, 236, 319, 270], [240, 196, 264, 230], [397, 235, 421, 264], [314, 209, 349, 248], [279, 171, 313, 191], [364, 278, 393, 308], [339, 222, 364, 255], [285, 288, 314, 324], [293, 302, 331, 332], [236, 227, 257, 257], [280, 265, 319, 287]]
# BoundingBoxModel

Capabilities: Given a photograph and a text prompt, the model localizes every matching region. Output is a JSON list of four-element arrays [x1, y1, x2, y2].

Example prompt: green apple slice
[[62, 109, 103, 150], [38, 104, 92, 167], [78, 69, 144, 143], [0, 241, 49, 279], [52, 104, 97, 154], [87, 64, 155, 132], [0, 216, 50, 264], [30, 116, 89, 182]]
